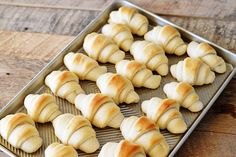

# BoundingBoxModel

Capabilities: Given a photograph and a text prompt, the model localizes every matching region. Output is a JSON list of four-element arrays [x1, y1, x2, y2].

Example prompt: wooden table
[[0, 0, 235, 156]]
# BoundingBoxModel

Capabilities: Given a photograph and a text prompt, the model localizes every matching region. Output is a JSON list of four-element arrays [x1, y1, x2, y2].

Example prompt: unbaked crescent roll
[[164, 82, 204, 112], [45, 142, 78, 157], [144, 25, 187, 56], [108, 6, 149, 36], [102, 23, 134, 52], [83, 32, 125, 64], [170, 57, 215, 85], [187, 41, 226, 73], [96, 73, 140, 104], [24, 93, 61, 123], [45, 70, 84, 104], [130, 40, 168, 76], [142, 97, 187, 134], [75, 93, 124, 128], [0, 113, 42, 153], [116, 60, 161, 89], [52, 113, 99, 153], [120, 116, 169, 157], [98, 140, 146, 157]]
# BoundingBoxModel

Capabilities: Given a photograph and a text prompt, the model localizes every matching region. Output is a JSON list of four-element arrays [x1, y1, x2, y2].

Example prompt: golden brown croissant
[[75, 93, 124, 128], [96, 73, 140, 104], [0, 113, 42, 153], [120, 116, 169, 157], [83, 32, 125, 64], [45, 142, 78, 157], [116, 60, 161, 89], [130, 40, 168, 76], [102, 23, 134, 52], [170, 57, 215, 85], [144, 25, 187, 56], [142, 97, 187, 134], [108, 6, 149, 36], [164, 82, 204, 112], [24, 93, 61, 123], [64, 52, 107, 81], [187, 41, 226, 73], [45, 70, 84, 104]]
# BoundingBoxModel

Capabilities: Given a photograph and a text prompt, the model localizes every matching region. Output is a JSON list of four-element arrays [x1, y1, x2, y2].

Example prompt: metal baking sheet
[[0, 1, 236, 157]]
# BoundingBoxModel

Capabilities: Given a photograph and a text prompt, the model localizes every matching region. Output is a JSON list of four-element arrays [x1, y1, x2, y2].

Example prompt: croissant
[[130, 40, 168, 76], [164, 82, 204, 112], [24, 93, 61, 123], [75, 93, 124, 128], [52, 113, 99, 153], [141, 97, 187, 134], [96, 73, 140, 104], [98, 140, 146, 157], [116, 60, 161, 89], [83, 32, 125, 64], [45, 142, 78, 157], [120, 116, 169, 157], [0, 113, 42, 153], [187, 41, 226, 73], [102, 23, 134, 52], [144, 25, 187, 56], [108, 6, 149, 36], [170, 57, 215, 85], [45, 70, 84, 104], [64, 52, 107, 81]]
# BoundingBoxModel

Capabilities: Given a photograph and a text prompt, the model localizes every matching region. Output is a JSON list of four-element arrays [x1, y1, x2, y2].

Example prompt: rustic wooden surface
[[0, 0, 235, 156]]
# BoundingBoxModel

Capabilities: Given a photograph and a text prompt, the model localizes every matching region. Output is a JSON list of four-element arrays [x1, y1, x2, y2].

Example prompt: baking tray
[[0, 0, 236, 157]]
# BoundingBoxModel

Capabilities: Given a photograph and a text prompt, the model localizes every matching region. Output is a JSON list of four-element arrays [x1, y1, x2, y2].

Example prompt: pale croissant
[[83, 32, 125, 64], [75, 93, 124, 128], [170, 57, 215, 85], [52, 113, 99, 153], [98, 140, 146, 157], [24, 93, 61, 123], [45, 142, 78, 157], [130, 40, 168, 76], [102, 23, 134, 52], [164, 82, 204, 112], [64, 52, 107, 81], [187, 41, 226, 73], [116, 60, 161, 89], [144, 25, 187, 56], [45, 70, 84, 104], [120, 116, 169, 157], [142, 97, 187, 134], [0, 113, 42, 153], [108, 6, 149, 36], [96, 73, 140, 104]]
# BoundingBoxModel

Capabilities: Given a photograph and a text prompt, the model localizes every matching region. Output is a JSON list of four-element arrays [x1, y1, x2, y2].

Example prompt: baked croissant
[[24, 93, 61, 123], [120, 116, 169, 157], [102, 23, 134, 52], [45, 142, 78, 157], [0, 113, 42, 153], [45, 70, 84, 104], [170, 57, 215, 85], [108, 6, 149, 36], [164, 82, 204, 112], [96, 73, 140, 104], [142, 97, 187, 134], [52, 113, 99, 153], [187, 41, 226, 73], [64, 52, 107, 81], [144, 25, 187, 56], [116, 60, 161, 89], [98, 140, 146, 157], [83, 32, 125, 64], [75, 93, 124, 128], [130, 40, 168, 76]]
